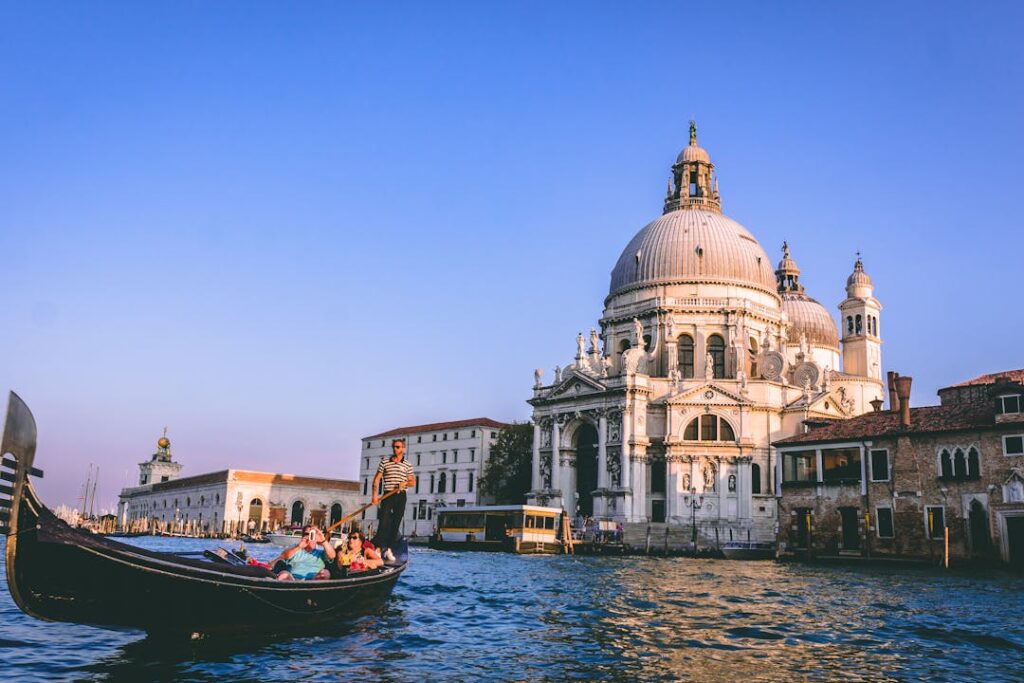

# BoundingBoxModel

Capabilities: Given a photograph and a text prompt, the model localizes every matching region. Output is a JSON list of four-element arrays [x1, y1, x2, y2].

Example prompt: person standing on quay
[[371, 438, 415, 563]]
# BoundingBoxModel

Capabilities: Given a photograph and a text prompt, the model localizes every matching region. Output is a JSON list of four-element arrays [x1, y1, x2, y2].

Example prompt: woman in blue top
[[271, 525, 336, 580]]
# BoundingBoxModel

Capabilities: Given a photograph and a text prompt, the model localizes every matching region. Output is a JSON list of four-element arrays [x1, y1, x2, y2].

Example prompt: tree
[[479, 422, 533, 504]]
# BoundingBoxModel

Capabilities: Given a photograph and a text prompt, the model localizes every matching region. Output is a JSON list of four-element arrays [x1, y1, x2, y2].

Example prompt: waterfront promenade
[[2, 537, 1022, 682]]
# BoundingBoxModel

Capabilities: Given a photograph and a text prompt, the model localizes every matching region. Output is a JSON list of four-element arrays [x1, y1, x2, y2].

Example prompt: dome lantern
[[775, 241, 804, 294], [663, 120, 721, 214]]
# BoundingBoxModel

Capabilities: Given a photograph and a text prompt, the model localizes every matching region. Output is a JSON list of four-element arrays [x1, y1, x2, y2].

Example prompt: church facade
[[526, 124, 885, 544]]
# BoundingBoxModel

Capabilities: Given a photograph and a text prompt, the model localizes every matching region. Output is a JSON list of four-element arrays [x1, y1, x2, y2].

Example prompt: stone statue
[[600, 355, 611, 378], [689, 119, 697, 145], [799, 332, 809, 357], [822, 366, 831, 391], [554, 365, 562, 383], [666, 316, 675, 339], [762, 331, 773, 352], [728, 474, 736, 492], [682, 473, 691, 491], [633, 318, 644, 350], [589, 328, 600, 356], [576, 332, 586, 361], [737, 368, 747, 391], [703, 462, 716, 491], [534, 368, 543, 388], [705, 351, 715, 379]]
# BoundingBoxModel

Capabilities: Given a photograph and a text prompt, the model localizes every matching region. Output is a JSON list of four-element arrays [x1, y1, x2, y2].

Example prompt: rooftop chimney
[[870, 398, 884, 412], [895, 375, 913, 428], [887, 371, 901, 413]]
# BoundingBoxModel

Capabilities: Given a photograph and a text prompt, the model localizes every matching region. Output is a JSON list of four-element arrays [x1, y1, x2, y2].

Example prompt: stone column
[[739, 458, 751, 520], [632, 456, 647, 521], [551, 419, 561, 497], [718, 458, 727, 520], [597, 414, 608, 489], [620, 410, 631, 490], [774, 448, 782, 497], [532, 423, 542, 491], [666, 458, 676, 521]]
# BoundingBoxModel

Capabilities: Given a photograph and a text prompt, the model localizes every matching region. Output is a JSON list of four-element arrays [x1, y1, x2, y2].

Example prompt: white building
[[117, 432, 362, 535], [527, 123, 885, 545], [359, 418, 509, 537]]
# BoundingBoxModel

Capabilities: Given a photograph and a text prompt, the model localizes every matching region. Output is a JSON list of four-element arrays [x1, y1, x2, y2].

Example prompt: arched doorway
[[969, 499, 990, 555], [248, 498, 263, 525], [290, 500, 305, 526], [574, 423, 599, 516], [330, 503, 343, 526]]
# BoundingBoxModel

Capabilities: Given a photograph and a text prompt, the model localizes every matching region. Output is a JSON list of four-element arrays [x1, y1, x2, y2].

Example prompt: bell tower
[[138, 428, 183, 486], [839, 255, 882, 380]]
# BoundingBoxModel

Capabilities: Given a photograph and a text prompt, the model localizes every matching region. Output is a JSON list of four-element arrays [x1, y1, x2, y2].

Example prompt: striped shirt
[[377, 457, 413, 492]]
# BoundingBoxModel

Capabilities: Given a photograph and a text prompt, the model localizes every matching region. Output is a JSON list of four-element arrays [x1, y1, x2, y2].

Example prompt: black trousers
[[373, 490, 406, 551]]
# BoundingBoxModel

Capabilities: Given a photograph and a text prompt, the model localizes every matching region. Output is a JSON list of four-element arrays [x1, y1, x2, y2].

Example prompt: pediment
[[548, 370, 606, 398], [664, 382, 748, 406], [785, 390, 853, 416]]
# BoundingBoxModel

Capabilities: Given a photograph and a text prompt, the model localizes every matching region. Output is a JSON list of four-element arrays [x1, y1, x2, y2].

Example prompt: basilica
[[527, 123, 884, 544]]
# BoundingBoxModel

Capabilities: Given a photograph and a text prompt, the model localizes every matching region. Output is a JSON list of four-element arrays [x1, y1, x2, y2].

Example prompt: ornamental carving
[[702, 459, 717, 492], [607, 449, 621, 487], [759, 350, 786, 381], [792, 362, 820, 390], [540, 453, 552, 489]]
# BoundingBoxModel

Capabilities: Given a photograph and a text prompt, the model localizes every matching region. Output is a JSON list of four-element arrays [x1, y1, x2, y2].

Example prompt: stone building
[[117, 432, 362, 535], [526, 122, 884, 546], [774, 371, 1024, 567], [358, 418, 508, 537]]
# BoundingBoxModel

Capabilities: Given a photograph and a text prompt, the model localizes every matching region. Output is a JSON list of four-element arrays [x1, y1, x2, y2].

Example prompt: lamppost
[[235, 492, 243, 538], [686, 487, 704, 552]]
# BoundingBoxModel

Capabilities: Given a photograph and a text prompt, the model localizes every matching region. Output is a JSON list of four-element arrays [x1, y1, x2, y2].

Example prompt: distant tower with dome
[[137, 428, 183, 486], [527, 123, 884, 542]]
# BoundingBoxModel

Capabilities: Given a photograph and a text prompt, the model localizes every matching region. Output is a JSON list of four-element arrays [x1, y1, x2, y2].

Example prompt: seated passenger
[[271, 525, 336, 581], [336, 531, 382, 573]]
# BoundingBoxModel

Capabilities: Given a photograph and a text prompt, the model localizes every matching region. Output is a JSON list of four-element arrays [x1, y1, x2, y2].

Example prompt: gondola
[[1, 392, 408, 638]]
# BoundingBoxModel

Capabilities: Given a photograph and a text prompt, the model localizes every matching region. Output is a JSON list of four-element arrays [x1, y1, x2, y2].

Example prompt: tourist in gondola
[[371, 437, 415, 563], [270, 525, 336, 580], [337, 530, 383, 573]]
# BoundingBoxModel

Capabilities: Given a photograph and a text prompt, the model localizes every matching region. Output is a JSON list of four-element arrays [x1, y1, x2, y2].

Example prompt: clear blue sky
[[2, 2, 1022, 509]]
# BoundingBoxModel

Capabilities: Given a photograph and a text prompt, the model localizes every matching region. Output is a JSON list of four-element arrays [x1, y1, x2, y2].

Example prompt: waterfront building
[[774, 370, 1024, 567], [359, 418, 509, 537], [116, 432, 362, 535], [527, 123, 884, 546]]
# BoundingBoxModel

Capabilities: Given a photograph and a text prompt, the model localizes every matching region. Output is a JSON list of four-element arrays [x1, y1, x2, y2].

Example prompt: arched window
[[430, 473, 435, 493], [450, 472, 457, 493], [469, 472, 474, 492], [751, 463, 762, 494], [643, 334, 652, 351], [953, 448, 967, 479], [362, 478, 368, 495], [940, 449, 953, 479], [967, 447, 980, 479], [855, 315, 863, 335], [678, 335, 694, 378], [707, 334, 725, 378], [846, 316, 854, 335], [683, 415, 736, 442], [290, 500, 305, 525], [438, 472, 447, 494], [330, 503, 343, 526], [618, 338, 631, 372]]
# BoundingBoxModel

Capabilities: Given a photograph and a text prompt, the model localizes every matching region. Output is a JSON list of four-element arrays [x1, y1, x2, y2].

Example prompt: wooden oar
[[324, 488, 401, 536]]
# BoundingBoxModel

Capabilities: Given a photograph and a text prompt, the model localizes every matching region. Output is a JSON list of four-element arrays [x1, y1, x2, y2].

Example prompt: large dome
[[781, 292, 840, 349], [608, 209, 778, 298]]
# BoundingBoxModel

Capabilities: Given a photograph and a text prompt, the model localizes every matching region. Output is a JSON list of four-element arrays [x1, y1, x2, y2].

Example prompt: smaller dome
[[847, 256, 872, 288], [677, 144, 710, 164], [782, 292, 840, 349]]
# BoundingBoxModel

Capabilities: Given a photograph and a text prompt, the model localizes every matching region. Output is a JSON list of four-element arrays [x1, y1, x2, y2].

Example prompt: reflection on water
[[2, 536, 1023, 682]]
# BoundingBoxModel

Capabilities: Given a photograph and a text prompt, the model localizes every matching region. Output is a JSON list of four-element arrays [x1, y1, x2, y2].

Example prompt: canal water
[[1, 536, 1022, 682]]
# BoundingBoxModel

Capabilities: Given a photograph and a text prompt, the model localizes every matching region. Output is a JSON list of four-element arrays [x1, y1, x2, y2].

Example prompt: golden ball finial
[[158, 436, 170, 449]]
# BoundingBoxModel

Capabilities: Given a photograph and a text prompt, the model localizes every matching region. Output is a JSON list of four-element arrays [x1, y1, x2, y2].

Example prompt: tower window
[[855, 315, 863, 335], [707, 334, 725, 378], [678, 334, 694, 378]]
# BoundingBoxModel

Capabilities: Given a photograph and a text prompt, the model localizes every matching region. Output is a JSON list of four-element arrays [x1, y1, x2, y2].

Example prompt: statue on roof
[[689, 119, 697, 145]]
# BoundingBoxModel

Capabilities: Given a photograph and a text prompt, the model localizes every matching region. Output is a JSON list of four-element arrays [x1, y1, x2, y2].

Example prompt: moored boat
[[720, 541, 775, 560], [1, 392, 407, 638], [428, 505, 565, 554]]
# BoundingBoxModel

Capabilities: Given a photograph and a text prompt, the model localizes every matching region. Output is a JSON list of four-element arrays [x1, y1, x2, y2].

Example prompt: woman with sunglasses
[[337, 531, 383, 573]]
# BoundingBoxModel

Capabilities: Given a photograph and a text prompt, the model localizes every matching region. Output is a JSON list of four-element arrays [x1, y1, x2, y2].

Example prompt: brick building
[[774, 370, 1024, 568]]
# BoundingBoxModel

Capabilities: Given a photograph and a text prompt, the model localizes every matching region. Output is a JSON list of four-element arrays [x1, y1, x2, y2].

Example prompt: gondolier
[[371, 438, 415, 563]]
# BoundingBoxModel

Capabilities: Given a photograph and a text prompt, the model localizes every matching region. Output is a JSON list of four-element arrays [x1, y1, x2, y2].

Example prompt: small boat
[[266, 530, 304, 547], [1, 392, 407, 638], [720, 541, 775, 560], [240, 533, 271, 544], [427, 505, 565, 554]]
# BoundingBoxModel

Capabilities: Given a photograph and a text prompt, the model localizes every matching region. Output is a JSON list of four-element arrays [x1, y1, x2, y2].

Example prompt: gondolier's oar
[[324, 487, 401, 535]]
